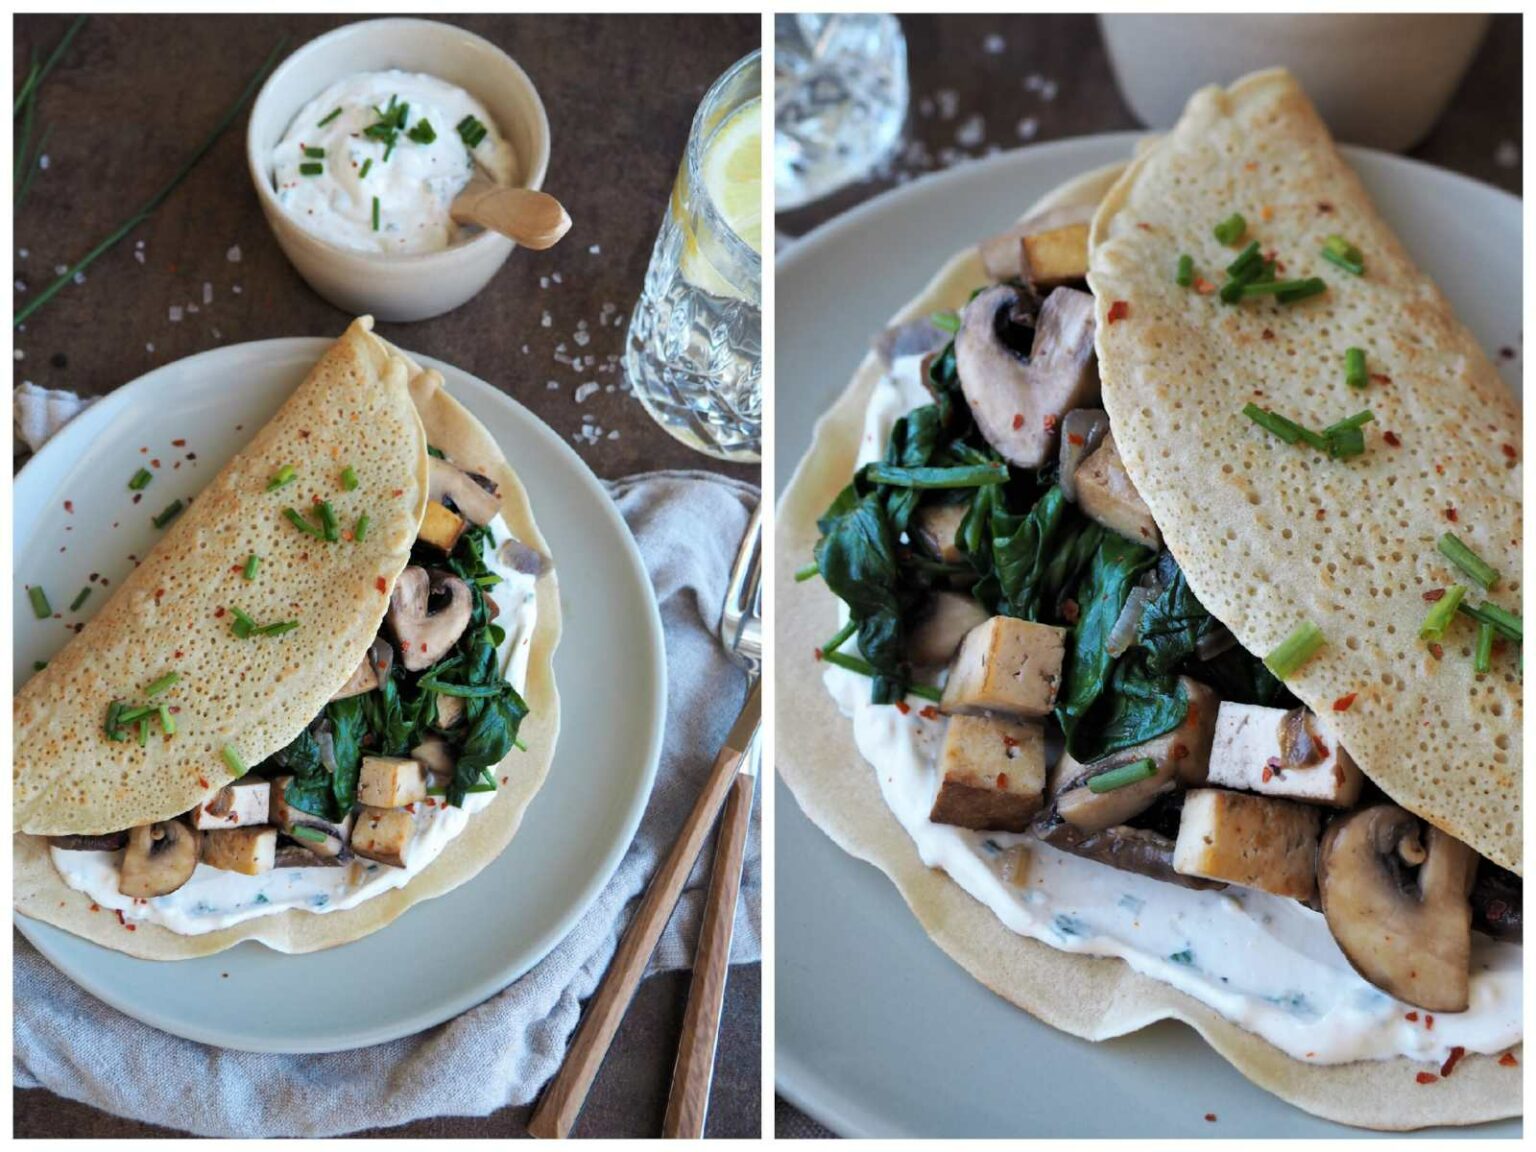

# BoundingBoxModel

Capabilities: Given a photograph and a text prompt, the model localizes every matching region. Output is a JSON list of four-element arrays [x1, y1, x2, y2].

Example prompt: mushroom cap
[[428, 457, 501, 526], [387, 566, 474, 672], [118, 819, 199, 898], [1317, 804, 1477, 1012]]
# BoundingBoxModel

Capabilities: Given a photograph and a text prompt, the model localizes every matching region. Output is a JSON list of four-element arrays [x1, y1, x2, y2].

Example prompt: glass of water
[[775, 13, 909, 212], [625, 51, 762, 463]]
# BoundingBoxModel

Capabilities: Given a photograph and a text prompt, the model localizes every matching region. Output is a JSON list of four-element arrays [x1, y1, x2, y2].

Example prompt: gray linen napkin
[[14, 462, 761, 1138]]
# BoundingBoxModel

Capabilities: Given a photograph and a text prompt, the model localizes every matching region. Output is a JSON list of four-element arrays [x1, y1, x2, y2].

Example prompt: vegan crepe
[[14, 318, 562, 957], [776, 76, 1519, 1127], [1091, 69, 1521, 875]]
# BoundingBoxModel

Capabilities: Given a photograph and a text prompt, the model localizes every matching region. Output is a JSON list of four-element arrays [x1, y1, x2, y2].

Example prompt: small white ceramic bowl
[[247, 18, 551, 322]]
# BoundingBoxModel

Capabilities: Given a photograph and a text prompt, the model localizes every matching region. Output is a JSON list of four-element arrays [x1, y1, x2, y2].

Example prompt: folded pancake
[[1090, 69, 1522, 875], [776, 74, 1519, 1127], [14, 318, 562, 956]]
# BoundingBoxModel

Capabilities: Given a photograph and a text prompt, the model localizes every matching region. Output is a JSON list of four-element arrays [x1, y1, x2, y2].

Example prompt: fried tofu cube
[[1019, 222, 1091, 290], [930, 715, 1046, 831], [1074, 432, 1161, 549], [940, 616, 1065, 718], [417, 500, 467, 553], [352, 805, 416, 868], [193, 779, 271, 830], [201, 825, 277, 876], [1173, 788, 1321, 900], [978, 205, 1093, 282], [357, 755, 428, 809], [1207, 702, 1365, 808]]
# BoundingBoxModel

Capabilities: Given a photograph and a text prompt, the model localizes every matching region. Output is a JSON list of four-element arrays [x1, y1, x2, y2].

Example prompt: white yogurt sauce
[[824, 357, 1522, 1064], [52, 516, 539, 935], [271, 70, 515, 255]]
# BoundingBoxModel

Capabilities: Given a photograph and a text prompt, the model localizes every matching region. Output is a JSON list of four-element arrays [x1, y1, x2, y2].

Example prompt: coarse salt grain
[[226, 245, 242, 263], [168, 306, 183, 322], [588, 244, 601, 255], [574, 382, 599, 403]]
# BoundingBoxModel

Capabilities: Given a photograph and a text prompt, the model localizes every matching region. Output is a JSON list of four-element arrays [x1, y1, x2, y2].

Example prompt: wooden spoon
[[450, 174, 571, 250]]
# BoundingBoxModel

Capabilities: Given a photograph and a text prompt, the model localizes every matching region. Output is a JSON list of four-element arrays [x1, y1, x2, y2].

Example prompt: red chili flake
[[151, 459, 161, 469], [1067, 433, 1085, 446], [1002, 735, 1020, 749], [1313, 509, 1326, 521], [1423, 588, 1446, 602], [1061, 599, 1080, 624], [312, 494, 323, 505], [1042, 413, 1057, 433], [1445, 507, 1458, 523], [375, 577, 388, 593], [1204, 1113, 1217, 1123], [1172, 743, 1189, 761], [1261, 328, 1275, 340], [1317, 201, 1334, 214], [1499, 1052, 1519, 1067], [172, 438, 186, 447], [1192, 277, 1216, 295], [1244, 161, 1258, 172], [1405, 1011, 1419, 1022], [1440, 1046, 1466, 1078], [132, 493, 143, 504], [89, 903, 100, 912], [1382, 430, 1401, 447], [1261, 764, 1274, 783], [1369, 373, 1391, 385], [1434, 462, 1445, 475], [197, 776, 209, 789], [1332, 693, 1357, 712], [392, 488, 404, 497], [1011, 413, 1025, 431], [1500, 347, 1516, 360], [894, 700, 912, 715], [920, 706, 940, 720], [1260, 205, 1274, 222], [140, 446, 148, 454], [405, 803, 416, 814], [63, 500, 73, 512], [230, 564, 243, 573], [996, 773, 1010, 788], [812, 647, 824, 661], [1425, 1014, 1435, 1031], [214, 607, 226, 617], [1107, 300, 1130, 324], [115, 910, 127, 926], [1501, 443, 1517, 459], [1428, 643, 1444, 661], [299, 429, 311, 439], [1415, 1072, 1438, 1085]]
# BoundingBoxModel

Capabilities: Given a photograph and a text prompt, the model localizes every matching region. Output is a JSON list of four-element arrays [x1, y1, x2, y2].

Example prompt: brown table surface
[[774, 11, 1519, 1138], [12, 12, 760, 1140]]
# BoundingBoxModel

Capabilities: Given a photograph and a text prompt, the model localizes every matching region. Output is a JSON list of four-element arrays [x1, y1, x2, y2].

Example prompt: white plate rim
[[14, 337, 667, 1053]]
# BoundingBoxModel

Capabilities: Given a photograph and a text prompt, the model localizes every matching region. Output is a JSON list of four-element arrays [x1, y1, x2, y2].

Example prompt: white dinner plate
[[775, 135, 1522, 1138], [14, 338, 666, 1053]]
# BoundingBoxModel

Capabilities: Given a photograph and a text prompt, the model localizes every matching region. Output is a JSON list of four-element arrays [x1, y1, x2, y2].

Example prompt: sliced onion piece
[[1058, 408, 1110, 501], [1106, 586, 1154, 657]]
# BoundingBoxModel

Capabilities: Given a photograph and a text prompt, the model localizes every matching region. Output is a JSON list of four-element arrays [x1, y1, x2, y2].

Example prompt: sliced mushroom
[[411, 732, 456, 779], [268, 776, 355, 860], [1058, 408, 1110, 502], [1034, 813, 1224, 891], [119, 819, 200, 898], [499, 537, 548, 577], [388, 566, 473, 671], [1050, 748, 1178, 835], [978, 204, 1094, 283], [1317, 805, 1477, 1011], [331, 638, 395, 701], [873, 316, 951, 369], [431, 693, 466, 731], [955, 285, 1099, 468], [910, 502, 970, 567], [428, 457, 501, 526], [274, 843, 344, 869], [908, 592, 989, 667], [49, 831, 129, 852]]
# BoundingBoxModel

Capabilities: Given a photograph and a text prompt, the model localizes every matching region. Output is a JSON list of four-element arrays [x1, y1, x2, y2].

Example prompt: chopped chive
[[794, 561, 820, 583], [1475, 621, 1495, 674], [354, 513, 370, 541], [243, 553, 260, 581], [138, 718, 149, 747], [255, 620, 299, 637], [1087, 758, 1157, 794], [316, 107, 342, 128], [70, 586, 91, 611], [1321, 234, 1364, 276], [152, 499, 185, 529], [1238, 277, 1327, 301], [1322, 409, 1374, 435], [33, 660, 47, 672], [822, 618, 858, 655], [1437, 532, 1500, 591], [340, 465, 358, 491], [372, 196, 380, 232], [407, 118, 436, 145], [267, 463, 296, 491], [158, 704, 176, 735], [817, 649, 944, 703], [28, 586, 51, 618], [1175, 254, 1193, 287], [298, 162, 323, 177], [1458, 600, 1522, 643], [1242, 403, 1305, 445], [474, 574, 502, 587], [221, 744, 248, 777], [1325, 425, 1365, 459], [115, 704, 157, 724], [316, 500, 340, 541], [128, 467, 153, 491], [456, 114, 488, 148], [1276, 277, 1328, 305], [290, 825, 327, 844], [383, 139, 396, 163], [104, 700, 124, 739], [931, 310, 961, 333], [143, 671, 180, 697], [1213, 213, 1247, 245], [1225, 240, 1261, 277], [303, 145, 326, 159], [1344, 346, 1367, 390], [283, 506, 326, 539], [1264, 621, 1325, 679], [1420, 584, 1466, 641], [229, 605, 256, 639], [358, 158, 373, 179]]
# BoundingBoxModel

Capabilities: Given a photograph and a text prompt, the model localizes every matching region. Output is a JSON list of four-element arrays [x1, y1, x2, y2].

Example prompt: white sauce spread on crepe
[[826, 356, 1521, 1065], [50, 516, 536, 934]]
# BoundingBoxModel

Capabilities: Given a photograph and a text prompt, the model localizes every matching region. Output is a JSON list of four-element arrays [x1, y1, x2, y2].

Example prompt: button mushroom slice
[[201, 825, 278, 876], [428, 457, 502, 526], [330, 638, 395, 702], [1033, 812, 1224, 891], [118, 819, 200, 898], [192, 778, 271, 830], [49, 831, 129, 852], [955, 285, 1099, 468], [431, 693, 466, 732], [418, 501, 468, 553], [411, 732, 456, 780], [1050, 747, 1178, 835], [1074, 432, 1162, 549], [352, 806, 417, 868], [1317, 805, 1477, 1012], [908, 591, 990, 668], [357, 755, 428, 808], [872, 316, 952, 370], [1057, 408, 1110, 503], [273, 843, 344, 869], [387, 566, 473, 671], [977, 204, 1094, 283], [268, 776, 356, 860], [910, 502, 970, 566], [498, 537, 549, 578]]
